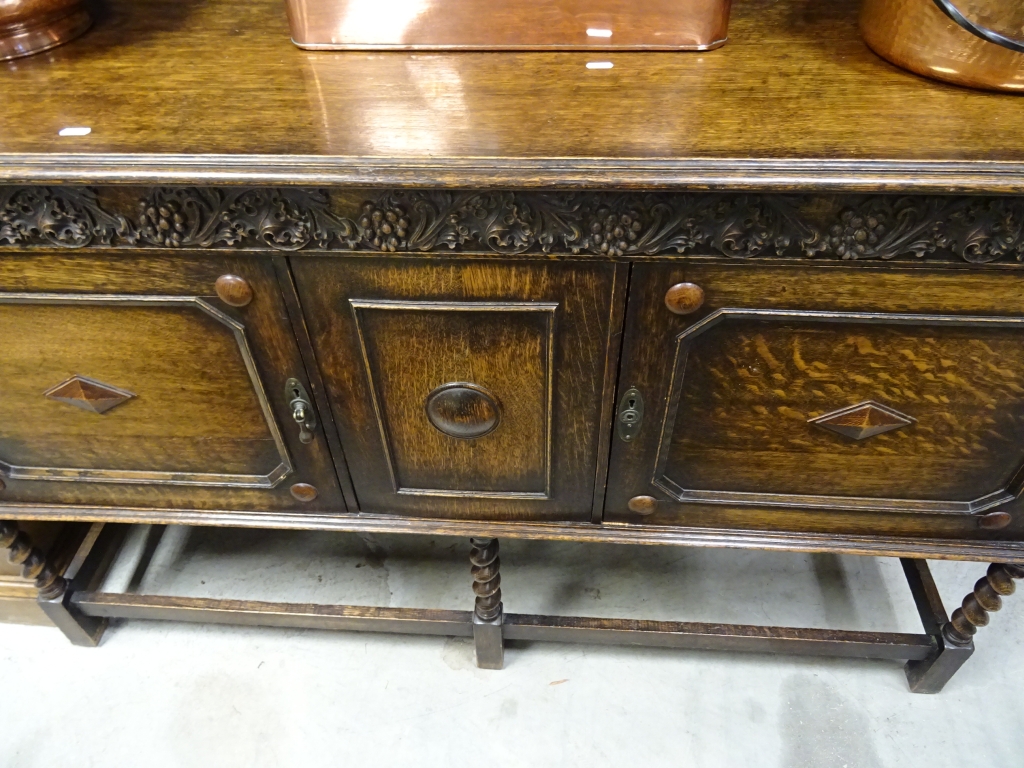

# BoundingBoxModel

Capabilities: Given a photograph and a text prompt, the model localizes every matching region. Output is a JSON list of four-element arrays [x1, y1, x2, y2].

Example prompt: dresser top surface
[[1, 0, 1022, 189]]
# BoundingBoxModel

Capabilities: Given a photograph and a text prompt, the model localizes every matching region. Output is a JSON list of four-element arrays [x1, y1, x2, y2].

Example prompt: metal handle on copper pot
[[933, 0, 1024, 53]]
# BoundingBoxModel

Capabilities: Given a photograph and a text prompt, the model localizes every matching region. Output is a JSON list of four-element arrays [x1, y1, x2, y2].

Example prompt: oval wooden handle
[[664, 283, 705, 315], [215, 274, 254, 307], [290, 483, 318, 502], [978, 511, 1011, 530], [628, 496, 658, 515], [425, 383, 501, 439]]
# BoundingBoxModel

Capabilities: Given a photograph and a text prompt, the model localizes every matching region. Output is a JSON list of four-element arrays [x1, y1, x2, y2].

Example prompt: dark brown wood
[[425, 384, 502, 440], [0, 520, 68, 624], [944, 563, 1024, 645], [607, 262, 1024, 540], [214, 274, 254, 308], [664, 282, 705, 316], [628, 496, 658, 516], [37, 522, 115, 646], [979, 511, 1013, 530], [900, 558, 974, 693], [503, 615, 935, 660], [272, 255, 357, 512], [7, 503, 1024, 564], [1, 0, 1023, 693], [0, 252, 344, 514], [0, 519, 66, 599], [289, 483, 318, 503], [2, 188, 1022, 266], [470, 537, 504, 669], [72, 592, 475, 636], [291, 257, 620, 521], [0, 518, 107, 645], [2, 0, 1024, 190]]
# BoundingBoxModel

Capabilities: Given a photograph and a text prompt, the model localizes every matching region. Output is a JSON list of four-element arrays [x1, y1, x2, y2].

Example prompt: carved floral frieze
[[1, 186, 1022, 263]]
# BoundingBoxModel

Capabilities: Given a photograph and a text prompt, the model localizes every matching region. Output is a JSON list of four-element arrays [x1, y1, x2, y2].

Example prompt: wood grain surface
[[0, 0, 1022, 188], [291, 257, 623, 521], [606, 261, 1024, 541], [0, 253, 344, 512]]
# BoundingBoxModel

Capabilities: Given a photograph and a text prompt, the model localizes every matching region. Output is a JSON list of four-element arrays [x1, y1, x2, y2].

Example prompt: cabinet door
[[606, 262, 1024, 539], [292, 258, 623, 521], [0, 253, 343, 513]]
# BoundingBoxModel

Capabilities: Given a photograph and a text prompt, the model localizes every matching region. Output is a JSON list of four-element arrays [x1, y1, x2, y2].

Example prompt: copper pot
[[0, 0, 91, 61], [860, 0, 1024, 92]]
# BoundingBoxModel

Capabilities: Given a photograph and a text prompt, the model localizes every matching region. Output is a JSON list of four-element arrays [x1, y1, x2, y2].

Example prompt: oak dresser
[[2, 0, 1024, 692]]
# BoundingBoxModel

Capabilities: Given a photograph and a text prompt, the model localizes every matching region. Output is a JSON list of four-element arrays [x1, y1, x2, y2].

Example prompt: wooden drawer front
[[606, 263, 1024, 536], [292, 258, 623, 521], [0, 254, 343, 513]]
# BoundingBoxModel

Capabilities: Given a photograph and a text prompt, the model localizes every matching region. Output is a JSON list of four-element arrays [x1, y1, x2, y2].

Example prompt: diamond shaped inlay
[[43, 375, 136, 415], [808, 400, 915, 441]]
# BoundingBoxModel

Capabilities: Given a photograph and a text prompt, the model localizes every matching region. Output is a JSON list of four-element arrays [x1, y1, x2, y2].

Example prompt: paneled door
[[292, 258, 625, 521], [0, 253, 343, 513], [606, 262, 1024, 539]]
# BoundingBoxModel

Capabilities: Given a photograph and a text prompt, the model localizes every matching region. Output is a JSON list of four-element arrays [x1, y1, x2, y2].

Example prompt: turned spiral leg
[[943, 563, 1024, 647], [0, 519, 109, 647], [470, 537, 504, 669], [0, 520, 67, 600]]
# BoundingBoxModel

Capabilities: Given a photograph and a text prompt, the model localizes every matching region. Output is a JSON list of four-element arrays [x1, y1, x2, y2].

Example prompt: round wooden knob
[[290, 483, 318, 502], [215, 274, 253, 307], [664, 283, 705, 315], [978, 511, 1012, 530], [425, 383, 501, 439], [628, 495, 658, 516]]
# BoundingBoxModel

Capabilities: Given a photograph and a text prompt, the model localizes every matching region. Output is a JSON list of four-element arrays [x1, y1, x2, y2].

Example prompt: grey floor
[[1, 526, 1022, 768]]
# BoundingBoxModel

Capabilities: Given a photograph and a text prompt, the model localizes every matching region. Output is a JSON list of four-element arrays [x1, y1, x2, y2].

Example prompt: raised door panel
[[606, 263, 1024, 541], [292, 258, 623, 521], [0, 254, 343, 513]]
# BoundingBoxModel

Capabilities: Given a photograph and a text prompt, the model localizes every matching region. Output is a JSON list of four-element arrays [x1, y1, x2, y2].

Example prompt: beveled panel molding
[[2, 187, 1023, 263], [0, 293, 292, 489], [652, 307, 1024, 517], [350, 299, 556, 500]]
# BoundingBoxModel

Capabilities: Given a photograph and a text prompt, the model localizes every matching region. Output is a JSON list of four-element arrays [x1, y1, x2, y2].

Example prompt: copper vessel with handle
[[860, 0, 1024, 91], [285, 0, 732, 51]]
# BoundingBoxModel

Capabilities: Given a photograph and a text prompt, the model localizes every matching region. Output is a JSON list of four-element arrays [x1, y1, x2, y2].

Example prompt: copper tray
[[285, 0, 732, 51]]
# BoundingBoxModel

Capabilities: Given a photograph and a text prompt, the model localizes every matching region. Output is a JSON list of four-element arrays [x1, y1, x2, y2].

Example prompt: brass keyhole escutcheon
[[664, 282, 705, 315], [425, 382, 501, 440], [215, 274, 254, 307], [617, 387, 644, 442], [285, 378, 317, 444]]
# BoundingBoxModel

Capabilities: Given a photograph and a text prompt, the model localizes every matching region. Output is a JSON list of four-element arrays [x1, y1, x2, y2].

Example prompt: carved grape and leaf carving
[[2, 186, 1023, 263], [133, 188, 359, 250], [0, 187, 133, 248]]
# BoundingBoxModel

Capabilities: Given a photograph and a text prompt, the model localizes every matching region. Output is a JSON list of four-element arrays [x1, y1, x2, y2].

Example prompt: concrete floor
[[1, 526, 1022, 768]]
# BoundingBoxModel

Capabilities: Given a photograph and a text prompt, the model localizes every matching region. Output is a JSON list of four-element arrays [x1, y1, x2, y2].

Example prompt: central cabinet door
[[292, 258, 623, 521]]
